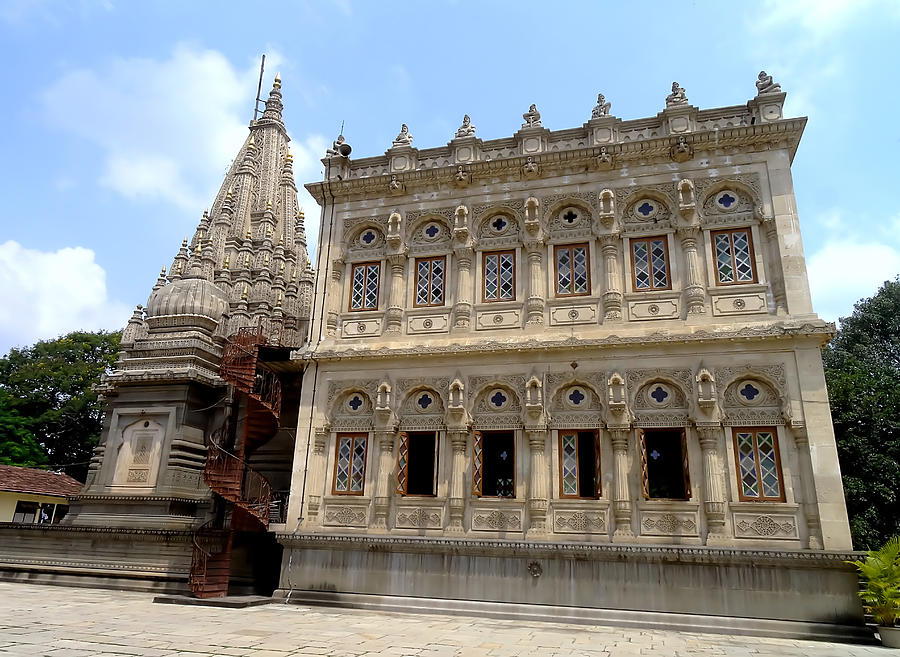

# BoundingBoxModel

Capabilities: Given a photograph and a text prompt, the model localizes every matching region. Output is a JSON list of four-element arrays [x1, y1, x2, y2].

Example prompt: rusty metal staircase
[[190, 324, 282, 599]]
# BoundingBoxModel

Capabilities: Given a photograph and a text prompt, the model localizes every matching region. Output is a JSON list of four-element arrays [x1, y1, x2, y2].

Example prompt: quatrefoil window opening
[[489, 389, 508, 409], [637, 200, 656, 218], [737, 380, 764, 405], [562, 209, 579, 225], [424, 223, 440, 239], [362, 230, 376, 245], [347, 395, 363, 412], [716, 191, 738, 210], [566, 386, 586, 407], [647, 383, 671, 407], [491, 216, 508, 233], [417, 393, 433, 410]]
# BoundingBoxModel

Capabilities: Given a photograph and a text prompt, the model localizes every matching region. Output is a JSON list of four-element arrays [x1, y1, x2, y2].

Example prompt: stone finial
[[259, 75, 284, 125], [455, 114, 476, 138], [522, 103, 542, 128], [152, 266, 167, 291], [755, 70, 782, 95], [592, 93, 611, 118], [666, 81, 688, 107], [392, 124, 413, 147]]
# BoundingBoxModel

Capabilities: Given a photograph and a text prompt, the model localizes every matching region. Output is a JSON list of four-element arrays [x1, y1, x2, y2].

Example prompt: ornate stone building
[[0, 72, 868, 639], [277, 73, 863, 637]]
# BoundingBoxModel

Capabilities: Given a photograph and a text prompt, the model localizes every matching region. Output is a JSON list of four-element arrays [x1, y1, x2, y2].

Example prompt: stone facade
[[276, 74, 861, 631]]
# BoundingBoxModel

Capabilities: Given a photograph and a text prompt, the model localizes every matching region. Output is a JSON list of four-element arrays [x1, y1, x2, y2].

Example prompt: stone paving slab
[[0, 582, 892, 656]]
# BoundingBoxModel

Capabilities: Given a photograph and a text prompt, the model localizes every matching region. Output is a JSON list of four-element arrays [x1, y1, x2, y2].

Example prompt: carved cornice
[[0, 523, 195, 540], [298, 322, 835, 362], [275, 532, 860, 568], [305, 119, 806, 202]]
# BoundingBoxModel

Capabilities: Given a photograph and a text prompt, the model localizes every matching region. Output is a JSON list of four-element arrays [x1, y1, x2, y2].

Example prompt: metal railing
[[204, 438, 271, 528]]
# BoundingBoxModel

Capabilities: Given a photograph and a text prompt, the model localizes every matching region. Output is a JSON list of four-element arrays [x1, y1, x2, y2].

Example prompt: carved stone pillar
[[447, 429, 468, 532], [761, 216, 788, 314], [791, 424, 823, 550], [696, 424, 727, 544], [453, 246, 474, 329], [325, 258, 344, 336], [385, 253, 406, 333], [609, 428, 634, 539], [599, 235, 623, 320], [526, 429, 549, 536], [372, 429, 396, 531], [676, 226, 706, 314], [524, 243, 545, 325], [306, 426, 329, 523]]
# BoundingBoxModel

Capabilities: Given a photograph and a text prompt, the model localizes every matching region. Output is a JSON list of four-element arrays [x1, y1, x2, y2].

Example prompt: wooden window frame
[[557, 429, 602, 499], [348, 261, 381, 311], [629, 235, 672, 292], [731, 426, 786, 502], [396, 431, 440, 496], [639, 428, 692, 501], [331, 433, 368, 496], [710, 228, 758, 286], [413, 256, 446, 308], [482, 250, 516, 303], [472, 430, 517, 498], [554, 243, 591, 297]]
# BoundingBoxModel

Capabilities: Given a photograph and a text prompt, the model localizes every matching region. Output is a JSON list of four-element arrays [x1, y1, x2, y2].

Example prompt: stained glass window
[[334, 434, 368, 494], [483, 251, 515, 302], [631, 237, 670, 290], [733, 427, 783, 501], [350, 262, 380, 310], [712, 229, 756, 285], [559, 431, 600, 498], [415, 257, 445, 307], [555, 244, 590, 296]]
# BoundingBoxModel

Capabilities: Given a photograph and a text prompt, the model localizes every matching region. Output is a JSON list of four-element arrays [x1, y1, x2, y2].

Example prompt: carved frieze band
[[733, 513, 798, 539], [640, 511, 699, 537]]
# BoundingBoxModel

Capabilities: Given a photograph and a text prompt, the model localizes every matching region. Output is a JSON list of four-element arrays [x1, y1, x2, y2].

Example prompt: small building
[[0, 465, 82, 525]]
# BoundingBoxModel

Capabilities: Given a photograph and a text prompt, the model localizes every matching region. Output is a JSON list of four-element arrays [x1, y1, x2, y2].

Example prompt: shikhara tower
[[0, 72, 873, 642]]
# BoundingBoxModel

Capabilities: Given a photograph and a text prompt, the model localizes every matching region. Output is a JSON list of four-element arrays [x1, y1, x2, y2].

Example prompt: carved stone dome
[[145, 273, 228, 333]]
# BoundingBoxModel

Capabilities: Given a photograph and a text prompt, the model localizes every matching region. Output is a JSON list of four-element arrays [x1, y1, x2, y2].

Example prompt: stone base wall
[[0, 524, 194, 593], [276, 533, 865, 631]]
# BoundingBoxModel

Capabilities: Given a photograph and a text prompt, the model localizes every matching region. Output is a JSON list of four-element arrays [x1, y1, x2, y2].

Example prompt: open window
[[396, 431, 439, 496], [559, 430, 601, 498], [640, 428, 691, 500], [472, 430, 515, 498]]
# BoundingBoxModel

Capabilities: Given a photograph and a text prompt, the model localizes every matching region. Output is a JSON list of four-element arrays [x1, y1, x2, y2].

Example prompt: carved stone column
[[524, 242, 545, 325], [761, 215, 788, 314], [325, 258, 344, 336], [453, 246, 474, 329], [385, 253, 406, 333], [609, 428, 634, 540], [599, 235, 623, 320], [305, 426, 329, 523], [372, 429, 396, 531], [526, 429, 549, 536], [447, 429, 468, 532], [696, 424, 727, 544], [676, 225, 706, 314], [791, 423, 823, 550]]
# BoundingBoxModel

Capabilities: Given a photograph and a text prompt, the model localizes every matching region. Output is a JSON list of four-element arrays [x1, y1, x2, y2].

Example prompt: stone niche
[[110, 417, 166, 488]]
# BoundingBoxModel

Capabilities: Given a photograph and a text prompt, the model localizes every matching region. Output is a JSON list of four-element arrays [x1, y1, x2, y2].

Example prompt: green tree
[[824, 278, 900, 550], [0, 330, 120, 480]]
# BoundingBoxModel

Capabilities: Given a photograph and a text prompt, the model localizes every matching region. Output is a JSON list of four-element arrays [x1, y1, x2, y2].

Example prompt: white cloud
[[807, 240, 900, 321], [0, 240, 131, 354], [756, 0, 872, 41], [41, 44, 326, 237]]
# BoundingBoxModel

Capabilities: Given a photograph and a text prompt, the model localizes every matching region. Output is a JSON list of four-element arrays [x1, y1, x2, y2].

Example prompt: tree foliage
[[0, 331, 121, 480], [824, 278, 900, 550]]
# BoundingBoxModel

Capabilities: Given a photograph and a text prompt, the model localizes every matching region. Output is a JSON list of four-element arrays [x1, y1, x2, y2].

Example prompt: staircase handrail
[[204, 438, 271, 528]]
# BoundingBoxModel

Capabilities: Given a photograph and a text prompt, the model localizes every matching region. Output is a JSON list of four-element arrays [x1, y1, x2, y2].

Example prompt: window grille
[[733, 427, 784, 501], [631, 236, 670, 290], [555, 244, 590, 296], [559, 430, 601, 498], [712, 229, 756, 285], [483, 251, 515, 302], [414, 257, 445, 307], [333, 433, 368, 494], [350, 262, 380, 310]]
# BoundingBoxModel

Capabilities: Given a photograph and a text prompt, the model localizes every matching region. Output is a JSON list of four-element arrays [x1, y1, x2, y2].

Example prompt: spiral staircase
[[189, 324, 281, 599]]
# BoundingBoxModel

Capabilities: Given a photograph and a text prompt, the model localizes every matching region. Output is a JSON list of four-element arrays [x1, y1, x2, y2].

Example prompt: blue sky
[[0, 0, 898, 354]]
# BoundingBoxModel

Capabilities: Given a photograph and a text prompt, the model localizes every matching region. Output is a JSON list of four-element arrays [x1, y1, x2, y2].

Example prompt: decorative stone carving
[[388, 175, 403, 195], [522, 104, 542, 128], [641, 511, 698, 536], [455, 114, 476, 138], [597, 189, 615, 226], [395, 507, 442, 529], [472, 509, 521, 530], [324, 505, 368, 527], [734, 513, 798, 539], [671, 136, 692, 162], [696, 368, 717, 410], [755, 70, 782, 95], [392, 123, 413, 147], [596, 146, 614, 170], [454, 165, 470, 187], [591, 93, 611, 118], [554, 510, 606, 534], [453, 205, 469, 242], [665, 82, 688, 107]]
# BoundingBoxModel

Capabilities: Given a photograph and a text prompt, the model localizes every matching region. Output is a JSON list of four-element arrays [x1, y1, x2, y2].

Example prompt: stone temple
[[0, 72, 870, 641]]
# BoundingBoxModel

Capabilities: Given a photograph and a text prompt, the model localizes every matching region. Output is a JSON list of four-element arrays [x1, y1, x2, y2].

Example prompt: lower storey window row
[[330, 427, 784, 503]]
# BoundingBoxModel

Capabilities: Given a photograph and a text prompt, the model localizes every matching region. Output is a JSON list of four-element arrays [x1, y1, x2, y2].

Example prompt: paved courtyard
[[0, 582, 892, 657]]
